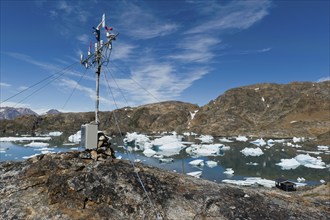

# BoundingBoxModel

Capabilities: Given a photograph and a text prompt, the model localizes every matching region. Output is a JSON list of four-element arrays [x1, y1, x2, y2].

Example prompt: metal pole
[[95, 62, 101, 124]]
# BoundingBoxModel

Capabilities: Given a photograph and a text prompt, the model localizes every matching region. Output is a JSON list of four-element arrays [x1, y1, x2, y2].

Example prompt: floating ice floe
[[293, 137, 305, 143], [186, 144, 224, 157], [48, 131, 63, 137], [246, 162, 259, 166], [223, 168, 234, 175], [222, 177, 275, 188], [0, 136, 52, 142], [276, 154, 326, 170], [317, 146, 329, 151], [186, 171, 202, 178], [206, 160, 218, 168], [196, 135, 214, 143], [24, 142, 50, 147], [189, 159, 204, 167], [297, 177, 306, 183], [241, 147, 264, 157], [143, 148, 156, 157], [153, 135, 186, 157], [285, 142, 302, 148], [235, 136, 248, 142], [250, 138, 266, 147], [68, 131, 81, 143], [219, 137, 233, 143], [125, 132, 150, 150]]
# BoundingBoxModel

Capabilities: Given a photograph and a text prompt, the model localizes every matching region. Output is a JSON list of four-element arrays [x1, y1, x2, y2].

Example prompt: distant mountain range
[[0, 107, 61, 120], [1, 81, 329, 144]]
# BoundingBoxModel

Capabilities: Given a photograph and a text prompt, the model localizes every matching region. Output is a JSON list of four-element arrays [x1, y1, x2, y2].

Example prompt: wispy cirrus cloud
[[186, 0, 272, 34], [117, 2, 179, 39], [0, 82, 11, 88]]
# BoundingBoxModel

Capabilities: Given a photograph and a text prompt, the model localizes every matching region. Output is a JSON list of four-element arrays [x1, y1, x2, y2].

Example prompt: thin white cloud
[[111, 42, 136, 60], [317, 76, 330, 82], [0, 82, 11, 88], [118, 3, 179, 39], [186, 0, 271, 34]]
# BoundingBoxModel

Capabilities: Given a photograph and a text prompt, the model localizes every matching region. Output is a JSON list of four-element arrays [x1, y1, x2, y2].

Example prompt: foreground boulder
[[0, 152, 329, 219]]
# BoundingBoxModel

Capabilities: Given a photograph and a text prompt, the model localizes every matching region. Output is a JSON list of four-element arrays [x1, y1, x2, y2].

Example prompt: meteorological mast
[[80, 14, 118, 149]]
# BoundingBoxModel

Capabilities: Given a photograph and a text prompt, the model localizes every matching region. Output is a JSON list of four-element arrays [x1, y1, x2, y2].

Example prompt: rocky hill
[[0, 82, 329, 143], [190, 81, 330, 139], [0, 107, 38, 120], [1, 152, 329, 219]]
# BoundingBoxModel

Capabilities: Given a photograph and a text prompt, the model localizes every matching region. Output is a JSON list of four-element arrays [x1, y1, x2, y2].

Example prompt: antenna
[[80, 13, 118, 125]]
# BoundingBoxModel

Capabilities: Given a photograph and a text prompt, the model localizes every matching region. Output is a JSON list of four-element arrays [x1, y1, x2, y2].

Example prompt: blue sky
[[1, 0, 329, 114]]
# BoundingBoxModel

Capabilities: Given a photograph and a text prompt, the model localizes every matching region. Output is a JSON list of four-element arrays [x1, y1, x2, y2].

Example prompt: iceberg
[[189, 159, 204, 167], [125, 132, 150, 150], [219, 137, 233, 143], [222, 177, 275, 188], [241, 147, 264, 157], [68, 131, 81, 143], [186, 171, 202, 178], [205, 160, 217, 168], [48, 131, 63, 137], [276, 158, 301, 170], [143, 148, 156, 157], [223, 168, 234, 175], [186, 144, 223, 156], [250, 138, 266, 147], [196, 135, 214, 143], [235, 136, 248, 142], [24, 142, 49, 147], [157, 142, 185, 156], [276, 154, 326, 170], [317, 146, 329, 151]]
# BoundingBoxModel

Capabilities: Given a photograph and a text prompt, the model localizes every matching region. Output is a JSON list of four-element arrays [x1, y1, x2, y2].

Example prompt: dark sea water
[[1, 135, 329, 186]]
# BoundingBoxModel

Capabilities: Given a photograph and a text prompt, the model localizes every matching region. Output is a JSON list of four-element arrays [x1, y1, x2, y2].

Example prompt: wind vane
[[80, 13, 118, 124]]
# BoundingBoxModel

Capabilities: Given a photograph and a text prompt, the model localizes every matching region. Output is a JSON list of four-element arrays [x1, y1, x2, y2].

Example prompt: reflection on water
[[1, 136, 329, 186]]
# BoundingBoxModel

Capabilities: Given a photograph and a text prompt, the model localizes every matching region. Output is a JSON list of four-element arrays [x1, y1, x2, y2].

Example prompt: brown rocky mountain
[[1, 82, 329, 143], [189, 81, 330, 140]]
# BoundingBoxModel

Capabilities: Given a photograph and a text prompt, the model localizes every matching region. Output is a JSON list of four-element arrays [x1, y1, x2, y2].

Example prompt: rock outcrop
[[1, 152, 329, 219]]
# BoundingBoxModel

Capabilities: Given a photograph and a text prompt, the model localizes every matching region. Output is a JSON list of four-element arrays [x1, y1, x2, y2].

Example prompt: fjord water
[[1, 136, 329, 186]]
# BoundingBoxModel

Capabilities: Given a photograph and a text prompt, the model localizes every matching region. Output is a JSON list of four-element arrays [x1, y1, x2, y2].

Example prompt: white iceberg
[[189, 159, 204, 167], [125, 132, 150, 150], [206, 161, 218, 168], [186, 144, 223, 156], [223, 168, 234, 175], [143, 148, 156, 157], [186, 171, 202, 178], [68, 131, 81, 143], [219, 137, 233, 143], [196, 135, 214, 143], [24, 142, 49, 147], [235, 136, 248, 142], [317, 146, 329, 151], [293, 137, 305, 143], [241, 147, 264, 157], [48, 131, 63, 137], [276, 158, 301, 170], [250, 138, 266, 147], [222, 177, 275, 188], [276, 154, 326, 170], [295, 154, 326, 169], [157, 142, 185, 156]]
